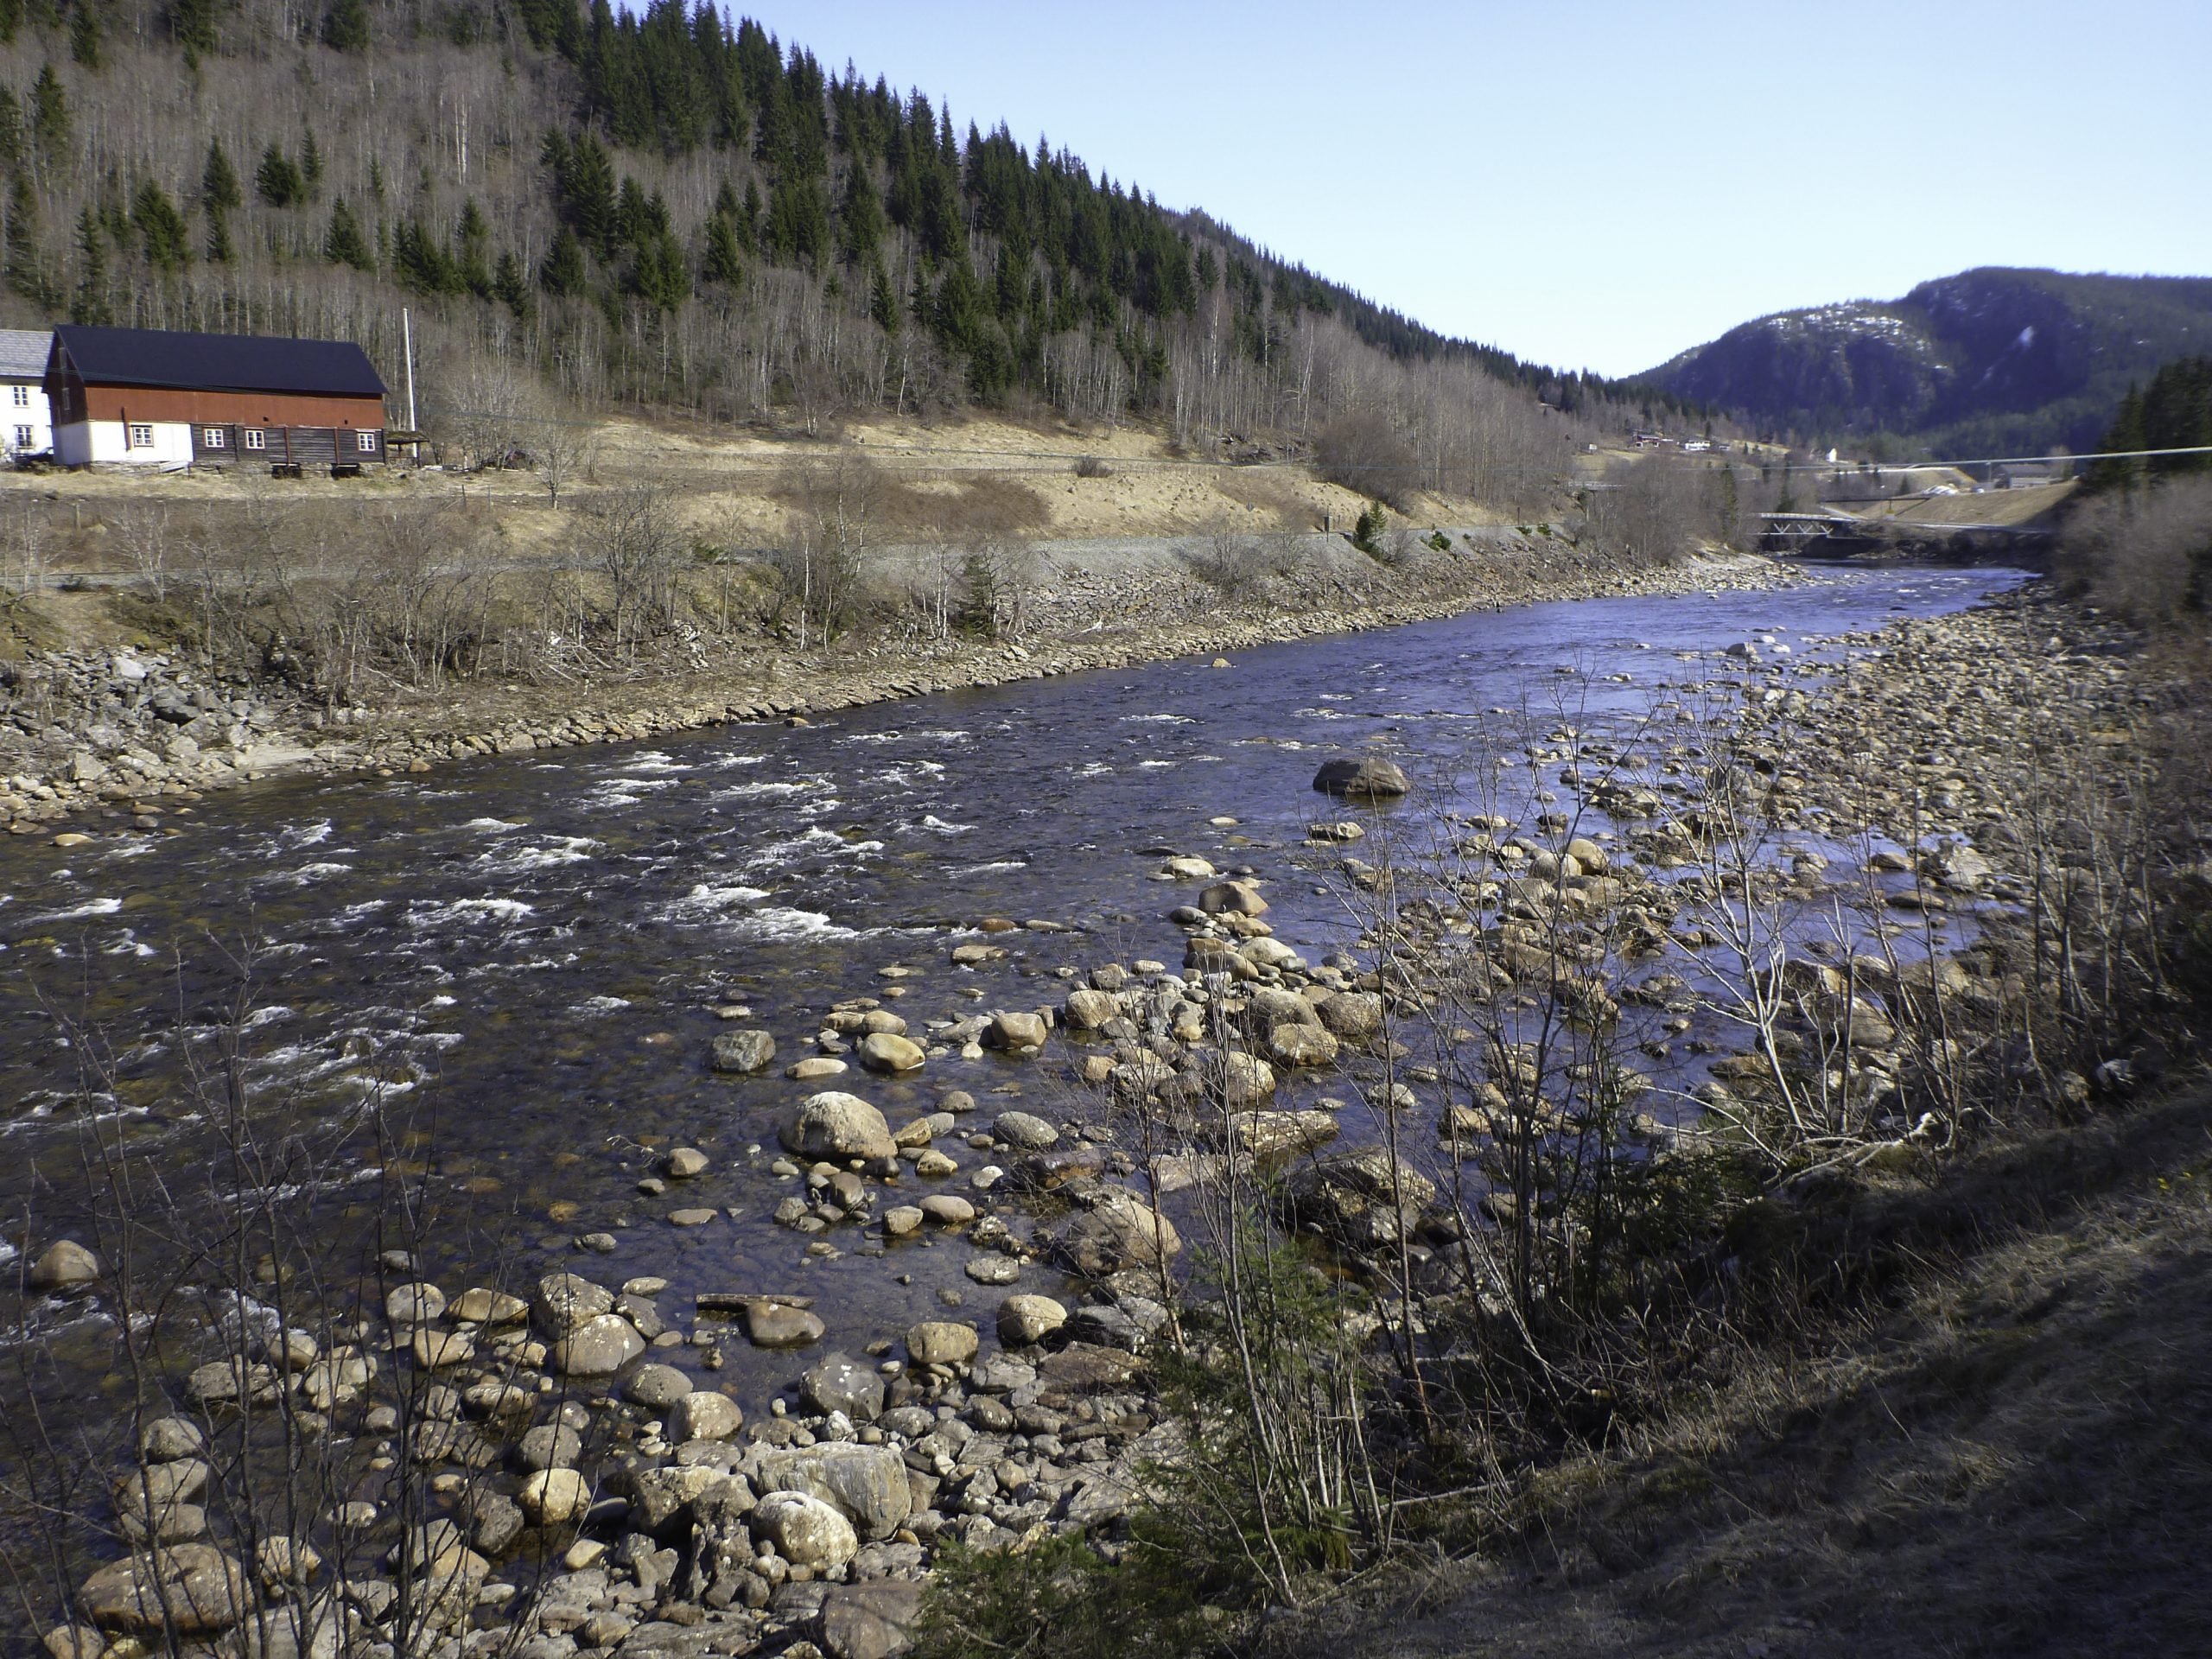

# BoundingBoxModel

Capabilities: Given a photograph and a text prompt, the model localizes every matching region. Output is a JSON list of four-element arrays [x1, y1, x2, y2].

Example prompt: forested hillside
[[1641, 267, 2212, 459], [0, 0, 1675, 504]]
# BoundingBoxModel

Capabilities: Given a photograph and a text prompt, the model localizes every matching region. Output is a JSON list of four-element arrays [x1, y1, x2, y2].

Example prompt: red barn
[[46, 325, 390, 474]]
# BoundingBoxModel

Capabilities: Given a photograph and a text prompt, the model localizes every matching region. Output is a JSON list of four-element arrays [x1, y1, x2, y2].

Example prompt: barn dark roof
[[49, 325, 385, 397]]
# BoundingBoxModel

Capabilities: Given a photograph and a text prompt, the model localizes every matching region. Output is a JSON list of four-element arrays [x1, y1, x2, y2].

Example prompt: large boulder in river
[[79, 1545, 250, 1635], [1314, 992, 1385, 1045], [753, 1491, 858, 1569], [1313, 756, 1410, 799], [1284, 1150, 1437, 1251], [986, 1011, 1049, 1053], [551, 1313, 645, 1377], [29, 1239, 101, 1293], [710, 1029, 777, 1073], [758, 1443, 912, 1540], [781, 1092, 896, 1164], [857, 1032, 926, 1074], [532, 1272, 613, 1336], [1063, 988, 1121, 1031], [1053, 1186, 1181, 1276], [1198, 880, 1268, 917]]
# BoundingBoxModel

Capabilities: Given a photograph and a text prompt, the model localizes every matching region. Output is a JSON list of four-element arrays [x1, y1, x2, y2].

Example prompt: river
[[0, 562, 2028, 1430]]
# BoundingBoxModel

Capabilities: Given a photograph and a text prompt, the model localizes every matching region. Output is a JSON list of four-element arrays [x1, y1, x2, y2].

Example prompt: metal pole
[[403, 307, 418, 435]]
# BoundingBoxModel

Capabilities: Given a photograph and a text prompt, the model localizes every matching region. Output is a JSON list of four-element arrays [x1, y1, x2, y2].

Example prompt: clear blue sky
[[740, 0, 2212, 378]]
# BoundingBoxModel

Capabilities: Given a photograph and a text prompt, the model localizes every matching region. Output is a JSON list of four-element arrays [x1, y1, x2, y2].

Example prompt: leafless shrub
[[2053, 474, 2212, 626], [1188, 520, 1266, 596], [1074, 454, 1111, 480], [1316, 404, 1419, 512]]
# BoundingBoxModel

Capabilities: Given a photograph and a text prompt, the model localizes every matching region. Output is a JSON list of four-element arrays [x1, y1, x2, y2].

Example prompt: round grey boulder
[[28, 1240, 101, 1293], [1313, 756, 1410, 799], [709, 1030, 777, 1074]]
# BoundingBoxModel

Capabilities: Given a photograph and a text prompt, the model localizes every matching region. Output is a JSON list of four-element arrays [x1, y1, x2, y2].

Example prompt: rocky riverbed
[[22, 564, 2142, 1659]]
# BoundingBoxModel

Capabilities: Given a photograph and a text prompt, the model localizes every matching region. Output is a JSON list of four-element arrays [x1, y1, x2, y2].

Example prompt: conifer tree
[[740, 178, 762, 250], [170, 0, 221, 62], [0, 88, 21, 173], [837, 162, 882, 264], [321, 0, 370, 52], [540, 226, 586, 296], [257, 143, 303, 207], [130, 178, 192, 270], [868, 257, 899, 335], [323, 195, 371, 270], [702, 211, 744, 288], [205, 207, 233, 264], [69, 3, 99, 68], [202, 139, 242, 213], [493, 250, 531, 319], [456, 199, 492, 296], [300, 130, 324, 199], [67, 206, 108, 322], [5, 175, 53, 308], [30, 64, 67, 153]]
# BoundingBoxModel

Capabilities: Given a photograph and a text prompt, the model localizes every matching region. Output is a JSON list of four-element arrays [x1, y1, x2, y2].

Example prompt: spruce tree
[[68, 206, 108, 322], [202, 139, 242, 213], [257, 143, 303, 207], [300, 130, 323, 199], [539, 225, 586, 296], [170, 0, 221, 62], [5, 175, 53, 308], [456, 198, 492, 296], [30, 64, 67, 153], [868, 257, 899, 335], [702, 211, 744, 288], [130, 178, 192, 271], [0, 89, 20, 173], [68, 2, 99, 68], [837, 162, 882, 264], [493, 250, 531, 320], [320, 0, 370, 52], [323, 196, 371, 270], [205, 208, 233, 264]]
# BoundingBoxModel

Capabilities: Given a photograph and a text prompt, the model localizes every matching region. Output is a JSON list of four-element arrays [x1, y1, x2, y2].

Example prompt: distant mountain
[[1639, 268, 2212, 458]]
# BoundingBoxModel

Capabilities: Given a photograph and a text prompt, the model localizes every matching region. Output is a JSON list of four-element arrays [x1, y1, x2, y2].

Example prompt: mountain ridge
[[1638, 266, 2212, 457]]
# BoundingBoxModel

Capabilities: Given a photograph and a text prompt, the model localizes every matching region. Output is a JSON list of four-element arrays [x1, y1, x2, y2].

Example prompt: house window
[[356, 429, 378, 453], [10, 385, 27, 406], [202, 427, 226, 448], [12, 425, 29, 449], [127, 423, 155, 449], [243, 429, 267, 451]]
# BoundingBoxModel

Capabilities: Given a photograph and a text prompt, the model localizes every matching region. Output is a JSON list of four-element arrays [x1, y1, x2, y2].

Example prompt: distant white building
[[0, 327, 54, 458]]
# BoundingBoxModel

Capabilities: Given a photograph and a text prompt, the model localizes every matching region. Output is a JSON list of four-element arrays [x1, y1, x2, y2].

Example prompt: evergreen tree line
[[0, 0, 1661, 496], [2084, 355, 2212, 493]]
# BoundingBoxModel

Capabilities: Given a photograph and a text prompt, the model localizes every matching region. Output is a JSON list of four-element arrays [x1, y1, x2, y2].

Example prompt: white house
[[0, 327, 54, 459]]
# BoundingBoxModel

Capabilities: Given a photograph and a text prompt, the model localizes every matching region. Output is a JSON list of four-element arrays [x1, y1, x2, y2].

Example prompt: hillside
[[0, 0, 1682, 511], [1639, 267, 2212, 458]]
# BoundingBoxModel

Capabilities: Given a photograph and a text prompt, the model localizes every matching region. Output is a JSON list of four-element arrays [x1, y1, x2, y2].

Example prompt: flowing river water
[[0, 563, 2029, 1439]]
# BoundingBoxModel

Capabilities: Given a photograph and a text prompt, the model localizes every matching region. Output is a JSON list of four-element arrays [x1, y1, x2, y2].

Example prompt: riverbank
[[0, 537, 1797, 836], [25, 569, 2177, 1659]]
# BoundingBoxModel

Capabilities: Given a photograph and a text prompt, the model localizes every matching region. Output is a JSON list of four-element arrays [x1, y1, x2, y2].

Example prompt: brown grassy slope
[[1281, 1083, 2212, 1659]]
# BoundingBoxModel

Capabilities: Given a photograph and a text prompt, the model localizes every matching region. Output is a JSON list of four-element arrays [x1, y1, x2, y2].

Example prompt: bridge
[[1758, 510, 1865, 549]]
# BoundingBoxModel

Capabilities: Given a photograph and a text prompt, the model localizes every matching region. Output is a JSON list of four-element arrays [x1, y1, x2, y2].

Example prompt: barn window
[[243, 429, 267, 451], [356, 429, 378, 453], [127, 423, 154, 448], [202, 427, 226, 448], [10, 385, 26, 406], [13, 426, 29, 449]]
